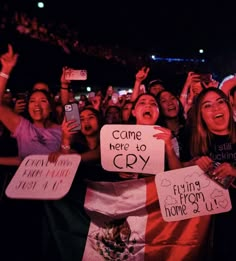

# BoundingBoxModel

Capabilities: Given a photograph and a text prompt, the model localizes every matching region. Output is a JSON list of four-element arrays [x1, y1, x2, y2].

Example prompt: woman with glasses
[[183, 87, 236, 260]]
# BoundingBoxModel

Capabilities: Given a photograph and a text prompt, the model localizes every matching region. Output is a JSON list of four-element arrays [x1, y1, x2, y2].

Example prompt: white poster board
[[156, 165, 232, 222], [100, 124, 165, 174], [5, 154, 81, 200]]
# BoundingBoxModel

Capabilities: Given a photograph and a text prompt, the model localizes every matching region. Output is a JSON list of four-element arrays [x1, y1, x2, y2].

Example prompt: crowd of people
[[0, 39, 235, 261]]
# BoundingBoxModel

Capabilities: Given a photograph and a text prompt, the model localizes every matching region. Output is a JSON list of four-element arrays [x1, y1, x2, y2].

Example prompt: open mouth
[[143, 111, 151, 117], [168, 106, 176, 111], [33, 108, 41, 113], [85, 125, 92, 131], [214, 113, 223, 119]]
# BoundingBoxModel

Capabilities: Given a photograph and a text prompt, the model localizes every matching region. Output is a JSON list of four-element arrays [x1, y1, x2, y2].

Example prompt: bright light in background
[[150, 55, 205, 63], [86, 86, 91, 92], [199, 49, 204, 54], [37, 2, 45, 8]]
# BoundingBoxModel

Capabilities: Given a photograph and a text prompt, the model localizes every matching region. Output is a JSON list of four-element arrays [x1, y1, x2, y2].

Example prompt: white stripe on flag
[[83, 178, 148, 261]]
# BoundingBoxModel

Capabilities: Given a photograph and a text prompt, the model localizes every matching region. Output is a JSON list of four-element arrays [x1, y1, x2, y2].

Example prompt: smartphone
[[15, 92, 28, 103], [65, 69, 87, 80], [200, 73, 212, 83], [64, 103, 81, 131]]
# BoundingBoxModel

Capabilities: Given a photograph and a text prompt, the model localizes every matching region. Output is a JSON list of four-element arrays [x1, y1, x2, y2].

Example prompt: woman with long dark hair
[[184, 87, 236, 260], [155, 89, 187, 161]]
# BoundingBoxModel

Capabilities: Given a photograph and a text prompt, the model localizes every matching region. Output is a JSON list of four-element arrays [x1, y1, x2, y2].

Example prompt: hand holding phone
[[14, 93, 28, 114], [16, 92, 28, 103], [64, 103, 81, 131]]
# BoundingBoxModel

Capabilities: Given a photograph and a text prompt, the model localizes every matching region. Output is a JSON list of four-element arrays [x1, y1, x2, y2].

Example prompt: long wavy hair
[[190, 87, 236, 156]]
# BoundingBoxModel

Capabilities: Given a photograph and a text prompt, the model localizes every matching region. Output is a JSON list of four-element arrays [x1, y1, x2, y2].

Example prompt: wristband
[[0, 72, 9, 79], [61, 144, 71, 150]]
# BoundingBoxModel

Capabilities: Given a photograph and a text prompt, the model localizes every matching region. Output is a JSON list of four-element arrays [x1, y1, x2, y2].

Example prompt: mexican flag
[[82, 176, 211, 261]]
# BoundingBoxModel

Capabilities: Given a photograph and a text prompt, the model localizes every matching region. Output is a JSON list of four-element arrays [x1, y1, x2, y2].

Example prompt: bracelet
[[60, 87, 69, 90], [61, 144, 71, 150], [0, 72, 9, 79]]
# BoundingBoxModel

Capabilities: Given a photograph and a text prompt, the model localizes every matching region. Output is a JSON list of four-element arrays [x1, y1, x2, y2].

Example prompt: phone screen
[[65, 69, 87, 81], [200, 73, 212, 83], [16, 93, 28, 102]]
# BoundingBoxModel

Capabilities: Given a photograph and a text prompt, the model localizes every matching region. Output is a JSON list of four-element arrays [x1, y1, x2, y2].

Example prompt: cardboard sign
[[100, 124, 165, 174], [5, 154, 81, 200], [156, 165, 232, 222]]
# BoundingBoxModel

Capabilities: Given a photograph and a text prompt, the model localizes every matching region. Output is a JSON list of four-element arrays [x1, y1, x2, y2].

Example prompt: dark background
[[14, 0, 234, 56], [1, 0, 236, 94]]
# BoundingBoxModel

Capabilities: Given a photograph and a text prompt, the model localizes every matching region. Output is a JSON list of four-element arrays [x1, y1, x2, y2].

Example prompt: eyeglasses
[[201, 98, 227, 112]]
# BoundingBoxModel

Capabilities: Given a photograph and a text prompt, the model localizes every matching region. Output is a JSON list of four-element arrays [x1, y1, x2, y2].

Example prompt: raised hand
[[91, 95, 102, 110], [0, 44, 19, 74], [60, 66, 71, 88], [185, 71, 201, 86], [135, 66, 150, 83], [202, 79, 219, 89]]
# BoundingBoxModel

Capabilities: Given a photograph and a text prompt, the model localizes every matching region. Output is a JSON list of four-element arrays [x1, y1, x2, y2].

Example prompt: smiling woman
[[0, 45, 62, 163], [182, 87, 236, 260], [0, 43, 62, 261], [190, 88, 235, 155], [0, 89, 62, 160]]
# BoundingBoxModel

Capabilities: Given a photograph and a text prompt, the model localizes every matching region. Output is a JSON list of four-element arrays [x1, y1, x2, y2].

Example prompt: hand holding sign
[[5, 154, 81, 200], [153, 126, 173, 149], [156, 165, 232, 222], [100, 124, 165, 175]]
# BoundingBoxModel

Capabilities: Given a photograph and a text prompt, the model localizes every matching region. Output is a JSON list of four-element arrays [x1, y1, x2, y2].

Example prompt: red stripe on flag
[[145, 176, 162, 260], [144, 176, 212, 261]]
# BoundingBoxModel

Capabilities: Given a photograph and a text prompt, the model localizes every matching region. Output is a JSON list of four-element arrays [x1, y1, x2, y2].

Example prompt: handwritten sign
[[5, 154, 81, 200], [100, 124, 165, 174], [156, 165, 232, 222]]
